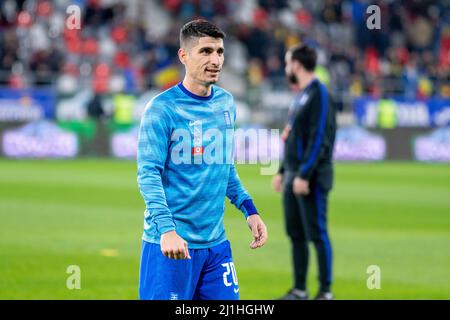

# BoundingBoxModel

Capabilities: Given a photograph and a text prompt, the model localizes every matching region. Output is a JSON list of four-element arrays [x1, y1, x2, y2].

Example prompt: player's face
[[181, 37, 224, 86]]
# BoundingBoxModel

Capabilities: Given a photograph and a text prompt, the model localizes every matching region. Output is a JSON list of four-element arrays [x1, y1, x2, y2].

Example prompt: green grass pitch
[[0, 159, 449, 299]]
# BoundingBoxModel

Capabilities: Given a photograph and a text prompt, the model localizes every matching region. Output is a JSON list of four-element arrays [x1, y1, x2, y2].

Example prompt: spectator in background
[[403, 53, 420, 100], [0, 0, 447, 104], [86, 93, 108, 156], [87, 93, 105, 120]]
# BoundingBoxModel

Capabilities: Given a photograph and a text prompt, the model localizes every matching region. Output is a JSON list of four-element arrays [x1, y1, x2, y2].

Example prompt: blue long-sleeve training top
[[137, 82, 258, 249]]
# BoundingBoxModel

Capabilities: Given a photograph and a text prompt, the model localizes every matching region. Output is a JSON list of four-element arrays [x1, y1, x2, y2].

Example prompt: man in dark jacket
[[273, 45, 336, 300]]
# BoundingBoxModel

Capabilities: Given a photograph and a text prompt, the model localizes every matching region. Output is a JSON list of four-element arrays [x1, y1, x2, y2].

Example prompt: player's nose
[[209, 52, 221, 66]]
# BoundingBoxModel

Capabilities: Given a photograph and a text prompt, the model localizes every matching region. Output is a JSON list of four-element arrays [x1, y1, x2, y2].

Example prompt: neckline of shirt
[[177, 82, 215, 101]]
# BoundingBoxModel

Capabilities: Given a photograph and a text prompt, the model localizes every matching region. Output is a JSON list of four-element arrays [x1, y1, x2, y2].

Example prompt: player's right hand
[[160, 231, 191, 260], [272, 174, 283, 193]]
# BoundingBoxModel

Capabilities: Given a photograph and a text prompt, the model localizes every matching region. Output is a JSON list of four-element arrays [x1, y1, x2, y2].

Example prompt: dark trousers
[[282, 171, 333, 292]]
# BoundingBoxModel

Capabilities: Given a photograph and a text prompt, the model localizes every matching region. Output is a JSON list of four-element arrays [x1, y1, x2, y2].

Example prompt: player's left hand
[[293, 177, 309, 195], [246, 214, 268, 249]]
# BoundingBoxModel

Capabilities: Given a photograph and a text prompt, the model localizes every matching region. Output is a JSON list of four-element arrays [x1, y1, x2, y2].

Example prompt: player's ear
[[178, 48, 187, 65], [292, 60, 302, 73]]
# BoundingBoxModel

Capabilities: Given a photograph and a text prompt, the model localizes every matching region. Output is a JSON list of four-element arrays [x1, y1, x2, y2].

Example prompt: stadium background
[[0, 0, 449, 299]]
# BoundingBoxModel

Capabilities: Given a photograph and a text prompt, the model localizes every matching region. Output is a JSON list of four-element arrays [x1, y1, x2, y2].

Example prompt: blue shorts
[[139, 239, 240, 300]]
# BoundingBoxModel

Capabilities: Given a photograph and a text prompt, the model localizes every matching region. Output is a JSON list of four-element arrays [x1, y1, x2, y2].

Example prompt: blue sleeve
[[226, 164, 258, 219], [137, 99, 175, 235]]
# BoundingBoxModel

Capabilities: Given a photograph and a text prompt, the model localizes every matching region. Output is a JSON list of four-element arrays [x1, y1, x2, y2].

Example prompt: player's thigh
[[139, 240, 201, 300], [283, 175, 307, 239], [194, 241, 239, 300]]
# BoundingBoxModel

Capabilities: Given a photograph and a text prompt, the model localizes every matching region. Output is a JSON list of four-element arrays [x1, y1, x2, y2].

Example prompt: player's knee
[[289, 232, 307, 243], [311, 233, 330, 245]]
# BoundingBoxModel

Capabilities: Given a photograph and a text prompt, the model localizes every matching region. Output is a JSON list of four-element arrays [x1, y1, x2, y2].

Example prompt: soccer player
[[137, 19, 268, 300], [273, 45, 336, 300]]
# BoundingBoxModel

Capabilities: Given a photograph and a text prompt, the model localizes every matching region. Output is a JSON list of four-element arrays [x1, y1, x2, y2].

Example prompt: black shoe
[[278, 288, 309, 300], [313, 292, 334, 300]]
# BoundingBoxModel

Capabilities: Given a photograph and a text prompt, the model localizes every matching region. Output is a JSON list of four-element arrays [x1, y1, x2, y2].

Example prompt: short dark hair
[[180, 19, 226, 48], [289, 45, 317, 72]]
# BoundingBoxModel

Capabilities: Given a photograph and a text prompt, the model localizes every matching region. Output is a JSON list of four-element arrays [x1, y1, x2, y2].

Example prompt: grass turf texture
[[0, 159, 449, 299]]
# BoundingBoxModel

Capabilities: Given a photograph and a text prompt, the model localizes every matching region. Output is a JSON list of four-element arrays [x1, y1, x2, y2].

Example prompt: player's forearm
[[298, 145, 321, 180], [226, 165, 258, 218], [138, 163, 175, 234], [227, 192, 255, 217], [228, 193, 258, 218], [240, 199, 259, 217]]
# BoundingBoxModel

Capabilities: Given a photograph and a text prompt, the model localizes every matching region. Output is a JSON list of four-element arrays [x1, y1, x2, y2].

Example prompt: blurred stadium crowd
[[0, 0, 449, 161], [0, 0, 449, 104]]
